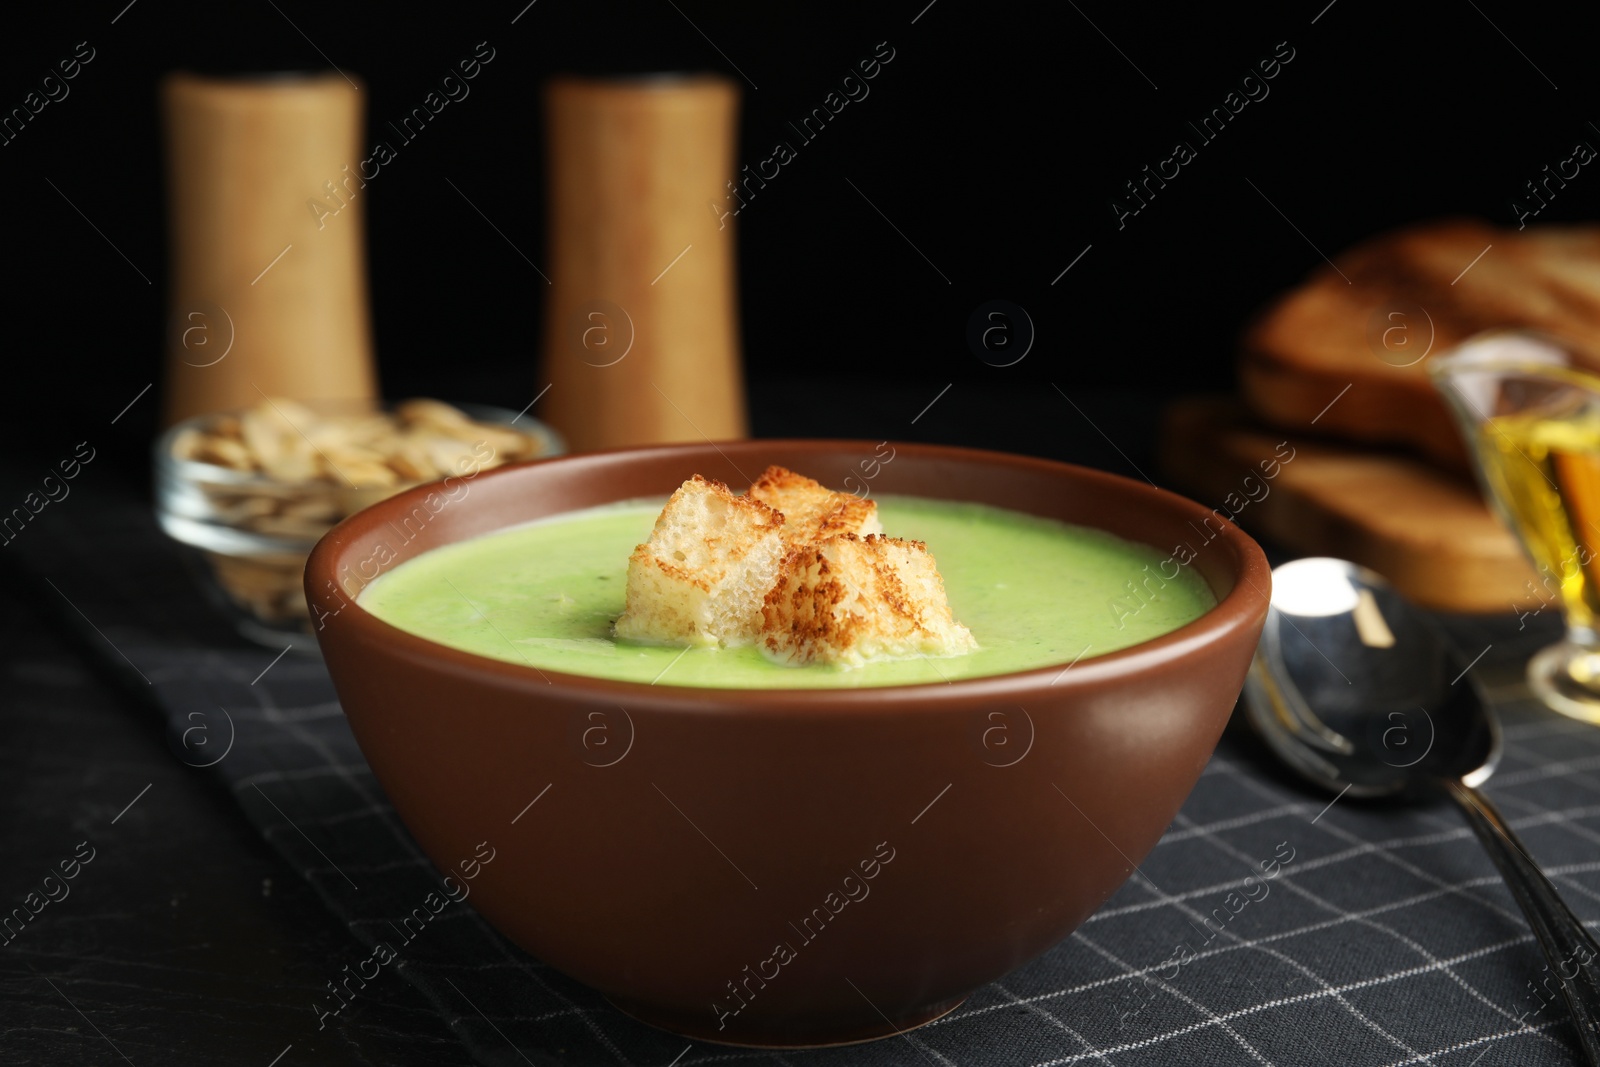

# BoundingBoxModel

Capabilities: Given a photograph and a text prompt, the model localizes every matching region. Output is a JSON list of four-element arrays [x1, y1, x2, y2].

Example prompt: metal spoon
[[1244, 557, 1600, 1062]]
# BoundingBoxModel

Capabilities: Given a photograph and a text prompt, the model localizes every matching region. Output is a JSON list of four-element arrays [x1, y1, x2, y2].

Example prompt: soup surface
[[358, 495, 1216, 688]]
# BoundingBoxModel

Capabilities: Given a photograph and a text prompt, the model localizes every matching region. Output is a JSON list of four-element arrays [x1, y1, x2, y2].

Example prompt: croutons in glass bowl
[[155, 397, 563, 648]]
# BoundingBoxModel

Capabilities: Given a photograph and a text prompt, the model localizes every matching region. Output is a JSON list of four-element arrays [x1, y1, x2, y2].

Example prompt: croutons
[[614, 468, 977, 669], [760, 533, 977, 667], [748, 465, 882, 546], [612, 475, 787, 648]]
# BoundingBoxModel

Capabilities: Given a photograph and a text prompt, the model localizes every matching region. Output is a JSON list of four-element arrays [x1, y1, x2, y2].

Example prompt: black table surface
[[3, 383, 1596, 1066]]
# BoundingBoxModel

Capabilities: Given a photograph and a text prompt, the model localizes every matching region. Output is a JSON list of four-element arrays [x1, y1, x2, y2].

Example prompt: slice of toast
[[760, 533, 977, 667], [1240, 218, 1600, 470], [1157, 396, 1538, 612], [748, 465, 883, 546], [613, 476, 787, 647]]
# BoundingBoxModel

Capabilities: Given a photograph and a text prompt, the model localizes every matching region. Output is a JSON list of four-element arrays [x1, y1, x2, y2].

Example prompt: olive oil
[[1431, 336, 1600, 722], [1477, 411, 1600, 630]]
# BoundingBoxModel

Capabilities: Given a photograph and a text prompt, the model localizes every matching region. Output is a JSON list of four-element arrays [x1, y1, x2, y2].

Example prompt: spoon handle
[[1446, 780, 1600, 1062]]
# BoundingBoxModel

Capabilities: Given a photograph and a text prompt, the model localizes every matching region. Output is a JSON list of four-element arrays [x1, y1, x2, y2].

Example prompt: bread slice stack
[[1240, 218, 1600, 469], [1156, 217, 1600, 611], [613, 466, 975, 666]]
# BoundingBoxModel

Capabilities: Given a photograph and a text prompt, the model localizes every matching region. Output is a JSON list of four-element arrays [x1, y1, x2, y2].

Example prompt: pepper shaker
[[539, 74, 747, 452]]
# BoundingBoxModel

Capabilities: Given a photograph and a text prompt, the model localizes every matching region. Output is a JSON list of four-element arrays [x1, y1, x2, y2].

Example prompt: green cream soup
[[358, 496, 1215, 689]]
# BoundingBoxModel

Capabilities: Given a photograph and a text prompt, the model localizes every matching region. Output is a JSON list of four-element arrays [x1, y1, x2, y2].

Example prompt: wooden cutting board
[[1159, 397, 1541, 613]]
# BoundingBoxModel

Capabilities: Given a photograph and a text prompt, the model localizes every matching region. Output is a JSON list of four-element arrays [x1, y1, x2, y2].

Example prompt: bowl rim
[[305, 439, 1272, 708]]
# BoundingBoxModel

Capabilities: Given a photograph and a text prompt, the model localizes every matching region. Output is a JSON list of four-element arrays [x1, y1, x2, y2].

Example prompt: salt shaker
[[161, 71, 378, 426]]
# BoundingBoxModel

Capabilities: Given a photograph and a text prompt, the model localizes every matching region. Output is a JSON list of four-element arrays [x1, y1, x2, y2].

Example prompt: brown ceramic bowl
[[304, 440, 1270, 1048]]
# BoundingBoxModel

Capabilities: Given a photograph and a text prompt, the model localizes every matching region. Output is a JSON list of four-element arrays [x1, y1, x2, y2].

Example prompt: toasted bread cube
[[748, 465, 883, 546], [613, 476, 787, 647], [760, 534, 976, 667]]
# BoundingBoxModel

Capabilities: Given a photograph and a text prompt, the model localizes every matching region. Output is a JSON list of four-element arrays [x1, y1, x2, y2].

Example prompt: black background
[[0, 0, 1595, 456]]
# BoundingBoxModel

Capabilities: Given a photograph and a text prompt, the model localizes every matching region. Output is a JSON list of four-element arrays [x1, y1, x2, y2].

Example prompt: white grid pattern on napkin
[[21, 496, 1599, 1067], [160, 642, 1596, 1067]]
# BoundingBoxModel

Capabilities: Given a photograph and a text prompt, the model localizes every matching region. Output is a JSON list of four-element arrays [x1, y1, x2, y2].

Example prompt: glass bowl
[[154, 398, 564, 648]]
